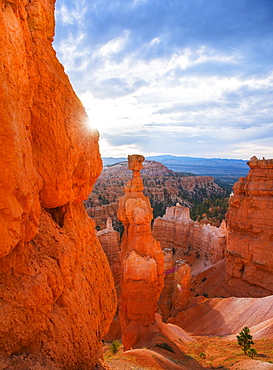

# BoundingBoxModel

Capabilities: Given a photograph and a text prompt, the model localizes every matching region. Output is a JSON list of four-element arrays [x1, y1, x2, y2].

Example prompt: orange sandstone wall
[[225, 156, 273, 297], [0, 1, 116, 368], [153, 205, 226, 264]]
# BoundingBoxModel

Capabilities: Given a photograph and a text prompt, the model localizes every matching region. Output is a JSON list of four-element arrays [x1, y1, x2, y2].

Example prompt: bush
[[110, 340, 122, 354], [236, 327, 254, 355], [248, 348, 257, 358]]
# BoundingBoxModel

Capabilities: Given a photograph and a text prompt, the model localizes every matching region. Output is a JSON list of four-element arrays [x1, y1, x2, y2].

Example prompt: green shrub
[[110, 340, 122, 354], [236, 327, 254, 355], [248, 347, 257, 358]]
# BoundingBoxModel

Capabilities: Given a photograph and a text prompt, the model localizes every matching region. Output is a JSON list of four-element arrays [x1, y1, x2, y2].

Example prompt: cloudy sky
[[53, 0, 273, 160]]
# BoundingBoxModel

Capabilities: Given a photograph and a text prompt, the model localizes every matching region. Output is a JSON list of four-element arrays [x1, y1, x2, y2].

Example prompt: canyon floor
[[103, 336, 273, 369]]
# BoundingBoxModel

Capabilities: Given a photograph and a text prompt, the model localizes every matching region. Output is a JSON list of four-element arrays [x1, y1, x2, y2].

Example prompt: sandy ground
[[104, 336, 273, 370]]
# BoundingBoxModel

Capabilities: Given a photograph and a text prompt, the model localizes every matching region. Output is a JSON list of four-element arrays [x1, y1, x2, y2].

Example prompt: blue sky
[[53, 0, 273, 160]]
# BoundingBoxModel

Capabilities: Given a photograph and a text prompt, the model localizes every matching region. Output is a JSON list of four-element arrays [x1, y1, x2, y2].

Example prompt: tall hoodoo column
[[225, 156, 273, 296], [118, 155, 164, 350]]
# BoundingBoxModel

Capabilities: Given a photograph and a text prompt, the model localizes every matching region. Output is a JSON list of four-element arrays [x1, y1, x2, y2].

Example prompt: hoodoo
[[0, 1, 116, 368], [153, 204, 227, 264], [225, 156, 273, 297], [118, 155, 165, 350]]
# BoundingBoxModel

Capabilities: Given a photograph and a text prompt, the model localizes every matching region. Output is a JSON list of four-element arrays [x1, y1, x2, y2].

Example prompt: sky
[[53, 0, 273, 160]]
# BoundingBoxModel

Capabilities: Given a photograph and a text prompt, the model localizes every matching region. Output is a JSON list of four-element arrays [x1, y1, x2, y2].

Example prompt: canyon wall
[[153, 204, 227, 264], [85, 160, 227, 230], [225, 156, 273, 297], [0, 1, 116, 368], [118, 155, 164, 350]]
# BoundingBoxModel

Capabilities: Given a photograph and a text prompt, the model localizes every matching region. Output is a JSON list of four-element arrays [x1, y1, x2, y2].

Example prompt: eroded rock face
[[0, 1, 116, 368], [158, 250, 191, 321], [97, 217, 121, 297], [118, 155, 164, 350], [225, 157, 273, 297], [153, 205, 227, 264], [171, 259, 191, 313], [169, 294, 273, 339]]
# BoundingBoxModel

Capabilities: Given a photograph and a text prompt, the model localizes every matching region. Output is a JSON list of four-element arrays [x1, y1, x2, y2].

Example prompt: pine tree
[[236, 326, 254, 355]]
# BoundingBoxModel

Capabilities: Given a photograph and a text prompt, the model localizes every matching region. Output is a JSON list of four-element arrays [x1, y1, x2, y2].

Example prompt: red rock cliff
[[0, 1, 116, 368], [225, 156, 273, 297], [153, 204, 227, 264]]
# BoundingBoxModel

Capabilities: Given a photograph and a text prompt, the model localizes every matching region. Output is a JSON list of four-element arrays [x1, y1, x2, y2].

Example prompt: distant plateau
[[103, 155, 249, 184]]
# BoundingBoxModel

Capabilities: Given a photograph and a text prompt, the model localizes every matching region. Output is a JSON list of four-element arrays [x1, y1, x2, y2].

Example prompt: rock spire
[[118, 155, 164, 350], [225, 156, 273, 296]]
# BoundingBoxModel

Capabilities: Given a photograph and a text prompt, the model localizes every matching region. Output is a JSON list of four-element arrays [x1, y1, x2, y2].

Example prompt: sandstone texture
[[158, 248, 175, 321], [118, 155, 165, 350], [169, 295, 273, 340], [225, 157, 273, 297], [171, 260, 191, 313], [97, 217, 121, 299], [0, 1, 116, 368], [230, 360, 273, 370], [87, 203, 119, 231], [153, 204, 227, 264], [158, 249, 191, 321]]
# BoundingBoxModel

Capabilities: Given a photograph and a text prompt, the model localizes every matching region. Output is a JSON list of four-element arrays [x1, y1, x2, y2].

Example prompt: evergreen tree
[[237, 327, 254, 355]]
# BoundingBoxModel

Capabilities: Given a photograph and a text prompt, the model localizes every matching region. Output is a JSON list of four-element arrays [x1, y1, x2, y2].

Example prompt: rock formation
[[153, 204, 227, 264], [118, 155, 165, 350], [158, 248, 174, 321], [97, 217, 121, 297], [0, 1, 116, 368], [171, 259, 191, 313], [158, 249, 191, 321], [86, 202, 119, 231], [169, 294, 273, 340], [85, 160, 228, 230], [225, 156, 273, 297]]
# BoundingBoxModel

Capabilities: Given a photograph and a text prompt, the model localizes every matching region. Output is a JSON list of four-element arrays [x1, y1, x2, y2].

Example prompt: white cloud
[[56, 32, 90, 72], [54, 1, 273, 160], [94, 31, 130, 59], [56, 0, 87, 25], [78, 46, 273, 157], [150, 37, 160, 46], [99, 138, 142, 157]]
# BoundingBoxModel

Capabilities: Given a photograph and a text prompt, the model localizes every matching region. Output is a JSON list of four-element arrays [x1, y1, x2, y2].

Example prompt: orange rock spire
[[225, 156, 273, 296], [118, 155, 164, 350]]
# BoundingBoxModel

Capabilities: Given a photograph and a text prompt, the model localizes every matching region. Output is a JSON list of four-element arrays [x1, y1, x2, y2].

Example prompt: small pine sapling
[[248, 347, 257, 358], [236, 326, 254, 355], [110, 340, 122, 354]]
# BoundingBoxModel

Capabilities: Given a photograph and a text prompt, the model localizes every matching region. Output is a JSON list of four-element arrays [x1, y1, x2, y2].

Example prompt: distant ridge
[[102, 157, 127, 166], [102, 155, 249, 184]]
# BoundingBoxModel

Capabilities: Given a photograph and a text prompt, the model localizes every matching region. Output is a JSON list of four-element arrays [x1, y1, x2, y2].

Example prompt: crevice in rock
[[45, 205, 67, 228], [239, 264, 245, 277]]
